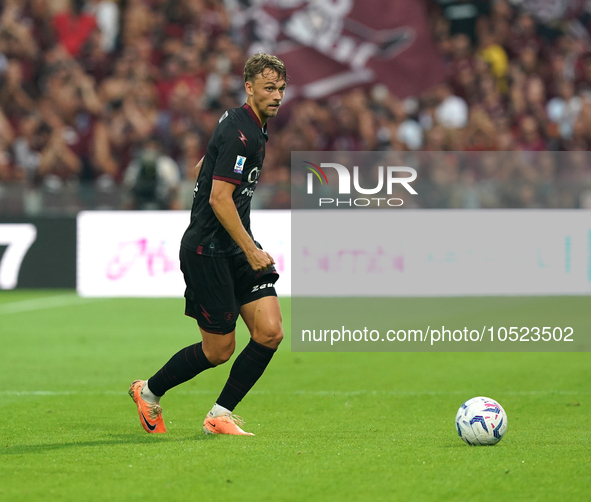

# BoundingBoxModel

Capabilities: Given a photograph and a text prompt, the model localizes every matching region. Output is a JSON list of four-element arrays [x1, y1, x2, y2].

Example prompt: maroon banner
[[235, 0, 445, 100]]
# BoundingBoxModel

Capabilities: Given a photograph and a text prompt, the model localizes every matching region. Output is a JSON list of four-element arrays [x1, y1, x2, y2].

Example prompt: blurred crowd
[[0, 0, 591, 213]]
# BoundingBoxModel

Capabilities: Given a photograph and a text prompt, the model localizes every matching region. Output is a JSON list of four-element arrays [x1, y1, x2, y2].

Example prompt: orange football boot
[[128, 380, 166, 433], [203, 411, 254, 436]]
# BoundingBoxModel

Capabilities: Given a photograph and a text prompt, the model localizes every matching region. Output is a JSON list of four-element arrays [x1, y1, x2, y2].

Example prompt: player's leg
[[130, 249, 237, 434], [148, 247, 238, 394], [201, 329, 236, 365], [240, 295, 284, 348], [130, 328, 236, 434], [145, 329, 234, 399], [217, 296, 283, 408], [216, 295, 283, 405], [203, 295, 283, 436]]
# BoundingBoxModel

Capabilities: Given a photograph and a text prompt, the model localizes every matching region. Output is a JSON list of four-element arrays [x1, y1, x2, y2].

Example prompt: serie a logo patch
[[234, 155, 246, 174]]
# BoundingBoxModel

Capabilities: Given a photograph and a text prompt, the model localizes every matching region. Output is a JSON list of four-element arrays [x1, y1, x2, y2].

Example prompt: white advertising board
[[79, 210, 591, 298], [292, 210, 591, 297], [77, 211, 291, 297]]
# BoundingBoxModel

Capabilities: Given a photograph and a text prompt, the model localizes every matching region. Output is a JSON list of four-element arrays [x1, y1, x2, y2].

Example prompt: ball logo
[[234, 155, 246, 174]]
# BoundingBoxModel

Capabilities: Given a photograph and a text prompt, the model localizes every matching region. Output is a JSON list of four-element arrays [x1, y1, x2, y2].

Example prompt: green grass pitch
[[0, 291, 589, 501]]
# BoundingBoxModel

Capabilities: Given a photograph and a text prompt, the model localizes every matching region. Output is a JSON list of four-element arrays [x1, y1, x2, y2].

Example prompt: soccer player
[[129, 53, 287, 436]]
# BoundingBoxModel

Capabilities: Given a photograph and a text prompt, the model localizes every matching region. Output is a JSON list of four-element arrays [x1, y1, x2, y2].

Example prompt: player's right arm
[[209, 179, 274, 271]]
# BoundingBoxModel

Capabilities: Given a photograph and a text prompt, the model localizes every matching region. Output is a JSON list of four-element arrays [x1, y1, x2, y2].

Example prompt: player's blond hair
[[244, 53, 287, 83]]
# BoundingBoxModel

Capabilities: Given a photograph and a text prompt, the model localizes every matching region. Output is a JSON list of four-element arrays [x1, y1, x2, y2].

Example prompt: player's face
[[246, 70, 286, 122]]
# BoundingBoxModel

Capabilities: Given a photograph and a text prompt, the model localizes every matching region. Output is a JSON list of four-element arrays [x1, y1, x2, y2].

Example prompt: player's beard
[[261, 101, 281, 119]]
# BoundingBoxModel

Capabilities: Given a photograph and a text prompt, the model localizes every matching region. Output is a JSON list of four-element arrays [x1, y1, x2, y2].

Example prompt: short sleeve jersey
[[181, 104, 268, 256]]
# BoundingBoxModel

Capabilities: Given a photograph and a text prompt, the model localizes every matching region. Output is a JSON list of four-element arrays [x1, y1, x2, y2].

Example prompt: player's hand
[[247, 248, 275, 271]]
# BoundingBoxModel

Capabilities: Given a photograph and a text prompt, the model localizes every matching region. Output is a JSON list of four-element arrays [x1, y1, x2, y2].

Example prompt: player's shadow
[[0, 433, 218, 455]]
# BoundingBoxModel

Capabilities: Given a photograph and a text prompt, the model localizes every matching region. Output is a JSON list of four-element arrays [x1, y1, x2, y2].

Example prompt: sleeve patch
[[234, 155, 246, 174]]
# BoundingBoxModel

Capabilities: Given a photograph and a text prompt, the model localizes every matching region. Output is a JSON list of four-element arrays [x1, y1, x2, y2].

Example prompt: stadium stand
[[0, 0, 590, 213]]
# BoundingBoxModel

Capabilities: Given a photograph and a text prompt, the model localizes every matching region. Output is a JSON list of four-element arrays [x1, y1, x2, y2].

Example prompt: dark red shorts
[[179, 245, 279, 335]]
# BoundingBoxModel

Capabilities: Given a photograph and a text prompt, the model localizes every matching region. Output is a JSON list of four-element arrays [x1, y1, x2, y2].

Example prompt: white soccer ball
[[455, 396, 507, 446]]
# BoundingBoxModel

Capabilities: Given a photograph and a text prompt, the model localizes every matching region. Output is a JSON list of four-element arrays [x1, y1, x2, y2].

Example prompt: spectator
[[0, 107, 15, 179], [38, 124, 82, 182], [434, 82, 469, 128], [52, 0, 98, 58], [92, 100, 130, 181], [547, 80, 583, 140], [516, 115, 547, 151], [0, 0, 38, 61], [123, 136, 180, 210], [177, 130, 204, 209], [507, 12, 543, 58], [478, 29, 509, 85], [0, 59, 36, 121], [13, 111, 43, 184], [89, 0, 119, 53]]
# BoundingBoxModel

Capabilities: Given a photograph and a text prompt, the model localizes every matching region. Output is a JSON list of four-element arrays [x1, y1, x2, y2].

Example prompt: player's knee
[[207, 346, 234, 365], [254, 322, 284, 349], [203, 338, 235, 365]]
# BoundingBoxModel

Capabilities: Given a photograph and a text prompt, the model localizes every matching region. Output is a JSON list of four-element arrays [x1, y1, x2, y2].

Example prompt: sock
[[216, 339, 276, 411], [147, 342, 214, 397], [208, 403, 232, 418], [141, 382, 159, 404]]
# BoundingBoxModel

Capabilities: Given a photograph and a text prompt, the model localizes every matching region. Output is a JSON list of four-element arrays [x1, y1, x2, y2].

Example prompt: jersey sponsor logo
[[241, 187, 255, 197], [234, 155, 246, 174], [238, 129, 248, 147], [247, 166, 260, 183], [224, 312, 234, 322], [219, 111, 228, 123]]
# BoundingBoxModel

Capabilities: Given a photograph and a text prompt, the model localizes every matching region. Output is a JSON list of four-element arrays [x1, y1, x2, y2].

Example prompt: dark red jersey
[[181, 104, 268, 256]]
